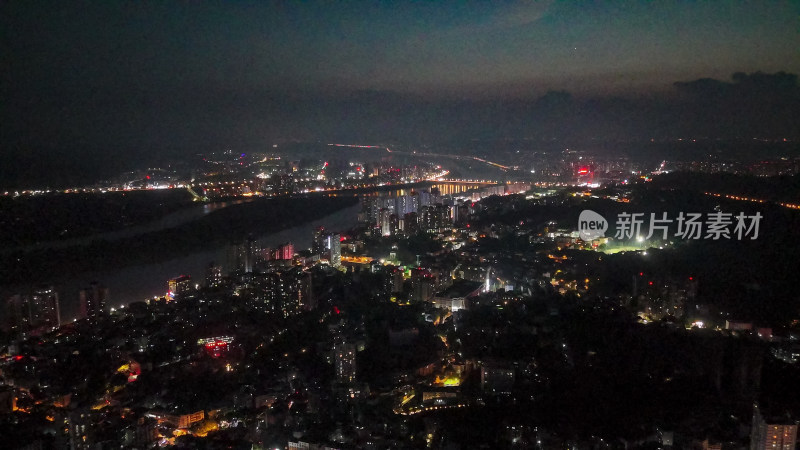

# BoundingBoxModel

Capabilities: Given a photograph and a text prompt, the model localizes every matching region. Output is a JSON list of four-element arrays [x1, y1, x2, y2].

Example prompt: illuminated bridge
[[435, 179, 498, 184]]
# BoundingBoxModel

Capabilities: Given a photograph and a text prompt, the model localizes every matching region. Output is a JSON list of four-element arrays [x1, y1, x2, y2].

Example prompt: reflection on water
[[430, 183, 486, 196], [355, 183, 488, 198]]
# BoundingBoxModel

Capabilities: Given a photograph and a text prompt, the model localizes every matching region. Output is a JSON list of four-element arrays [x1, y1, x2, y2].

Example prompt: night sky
[[2, 1, 800, 187]]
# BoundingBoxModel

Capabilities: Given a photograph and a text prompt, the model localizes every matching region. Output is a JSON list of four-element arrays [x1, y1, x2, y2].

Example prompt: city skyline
[[3, 2, 800, 189], [3, 2, 800, 448]]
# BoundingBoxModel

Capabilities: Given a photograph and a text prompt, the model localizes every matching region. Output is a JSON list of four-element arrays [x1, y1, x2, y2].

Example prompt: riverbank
[[0, 196, 358, 287]]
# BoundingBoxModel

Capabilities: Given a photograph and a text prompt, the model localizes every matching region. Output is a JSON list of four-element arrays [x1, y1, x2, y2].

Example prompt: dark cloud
[[675, 72, 799, 99], [670, 72, 800, 138], [2, 71, 798, 188]]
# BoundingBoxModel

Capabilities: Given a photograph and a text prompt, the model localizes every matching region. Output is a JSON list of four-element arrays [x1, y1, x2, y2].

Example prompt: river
[[54, 202, 360, 321], [4, 182, 487, 322], [2, 198, 253, 254]]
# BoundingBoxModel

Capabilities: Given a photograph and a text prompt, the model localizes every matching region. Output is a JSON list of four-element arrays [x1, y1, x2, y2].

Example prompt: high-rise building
[[391, 267, 405, 293], [419, 190, 431, 208], [419, 204, 450, 232], [419, 205, 435, 232], [378, 208, 392, 236], [205, 263, 223, 287], [334, 342, 357, 383], [312, 226, 327, 255], [326, 233, 341, 267], [404, 212, 419, 235], [6, 287, 62, 335], [455, 202, 469, 225], [410, 268, 435, 302], [750, 403, 798, 450], [254, 268, 313, 316], [359, 198, 379, 226], [79, 282, 108, 319], [3, 294, 26, 336], [410, 191, 420, 214], [430, 187, 441, 205], [32, 286, 60, 330], [267, 271, 296, 316], [278, 242, 295, 260], [299, 270, 314, 311], [236, 236, 260, 273], [395, 195, 410, 216], [168, 275, 193, 300]]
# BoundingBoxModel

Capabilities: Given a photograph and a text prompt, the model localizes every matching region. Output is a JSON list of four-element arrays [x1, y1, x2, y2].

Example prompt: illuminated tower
[[326, 233, 341, 267], [378, 208, 392, 236], [236, 236, 260, 273], [280, 242, 295, 260]]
